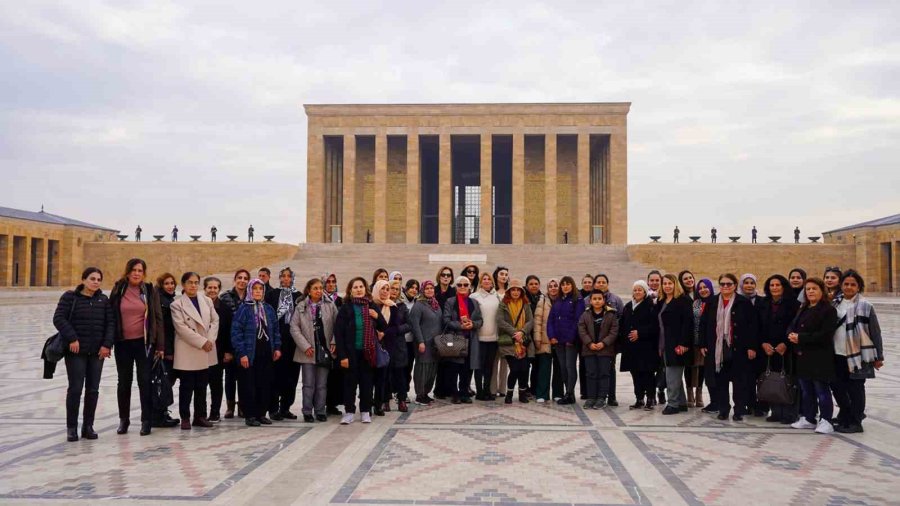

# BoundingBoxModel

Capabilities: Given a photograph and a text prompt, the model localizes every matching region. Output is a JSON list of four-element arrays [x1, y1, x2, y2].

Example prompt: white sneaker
[[361, 412, 372, 423], [340, 413, 354, 425], [791, 419, 816, 430], [536, 398, 546, 403], [553, 397, 562, 403], [815, 419, 834, 434]]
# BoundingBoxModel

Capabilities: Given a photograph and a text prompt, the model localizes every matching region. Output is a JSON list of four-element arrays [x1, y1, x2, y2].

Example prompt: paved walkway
[[1, 295, 898, 505]]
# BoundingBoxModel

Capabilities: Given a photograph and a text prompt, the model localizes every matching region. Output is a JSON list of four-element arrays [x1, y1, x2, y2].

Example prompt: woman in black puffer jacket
[[53, 267, 115, 442]]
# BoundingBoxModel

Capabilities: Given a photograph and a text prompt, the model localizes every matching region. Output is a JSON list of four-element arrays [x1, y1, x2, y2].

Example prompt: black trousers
[[153, 358, 176, 421], [630, 370, 655, 401], [225, 360, 237, 404], [208, 363, 224, 416], [474, 341, 498, 396], [390, 366, 409, 400], [608, 354, 618, 400], [270, 356, 300, 414], [550, 346, 565, 399], [178, 369, 209, 420], [114, 339, 152, 422], [505, 355, 529, 390], [713, 361, 748, 416], [373, 367, 389, 405], [832, 355, 867, 426], [326, 366, 344, 408], [747, 356, 766, 413], [343, 350, 374, 414], [237, 341, 273, 420], [65, 353, 104, 429], [439, 361, 468, 397], [434, 362, 446, 396], [584, 355, 612, 401]]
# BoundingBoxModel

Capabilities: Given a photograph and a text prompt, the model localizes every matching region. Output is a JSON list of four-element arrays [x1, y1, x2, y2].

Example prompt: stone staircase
[[266, 243, 654, 295]]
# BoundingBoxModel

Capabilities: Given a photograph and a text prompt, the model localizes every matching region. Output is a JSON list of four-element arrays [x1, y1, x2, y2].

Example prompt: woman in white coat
[[171, 272, 219, 430]]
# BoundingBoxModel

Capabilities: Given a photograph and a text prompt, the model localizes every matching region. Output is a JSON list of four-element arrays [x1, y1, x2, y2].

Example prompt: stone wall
[[83, 242, 299, 289], [626, 244, 857, 285]]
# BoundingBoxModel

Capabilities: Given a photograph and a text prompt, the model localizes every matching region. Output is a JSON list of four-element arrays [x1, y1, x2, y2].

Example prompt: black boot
[[518, 391, 529, 404], [505, 391, 514, 404], [67, 428, 79, 442], [116, 419, 130, 435], [81, 426, 98, 440], [139, 421, 151, 436]]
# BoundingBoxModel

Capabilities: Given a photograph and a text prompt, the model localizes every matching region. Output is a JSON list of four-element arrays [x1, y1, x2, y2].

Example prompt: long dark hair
[[120, 258, 147, 283], [347, 276, 371, 301], [763, 274, 790, 300], [559, 276, 577, 299], [493, 266, 509, 291], [677, 270, 695, 294], [371, 268, 389, 288]]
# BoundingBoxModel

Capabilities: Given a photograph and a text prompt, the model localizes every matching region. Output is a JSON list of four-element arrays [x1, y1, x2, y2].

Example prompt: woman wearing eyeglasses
[[463, 265, 480, 287], [700, 273, 759, 421], [441, 276, 483, 404]]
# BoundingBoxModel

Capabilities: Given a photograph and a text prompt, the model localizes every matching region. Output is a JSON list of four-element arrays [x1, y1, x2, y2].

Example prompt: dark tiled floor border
[[624, 431, 703, 506], [395, 403, 591, 427], [0, 426, 311, 501]]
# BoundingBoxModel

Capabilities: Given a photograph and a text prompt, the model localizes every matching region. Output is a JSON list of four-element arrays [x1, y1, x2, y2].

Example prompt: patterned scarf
[[421, 281, 440, 311], [715, 295, 734, 373], [276, 279, 297, 324], [839, 295, 879, 373], [352, 297, 376, 367], [244, 279, 269, 333], [321, 273, 339, 303]]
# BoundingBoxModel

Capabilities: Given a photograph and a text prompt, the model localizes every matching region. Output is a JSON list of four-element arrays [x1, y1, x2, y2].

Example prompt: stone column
[[374, 132, 388, 243], [480, 133, 492, 244], [576, 133, 590, 244], [34, 239, 48, 287], [438, 132, 452, 244], [23, 236, 32, 287], [306, 133, 325, 243], [1, 236, 12, 286], [512, 132, 525, 244], [544, 133, 557, 244], [342, 135, 356, 244], [608, 130, 628, 245], [405, 133, 420, 244]]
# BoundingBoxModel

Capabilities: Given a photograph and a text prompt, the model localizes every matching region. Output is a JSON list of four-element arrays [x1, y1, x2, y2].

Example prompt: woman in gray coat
[[409, 281, 442, 405], [289, 278, 336, 422]]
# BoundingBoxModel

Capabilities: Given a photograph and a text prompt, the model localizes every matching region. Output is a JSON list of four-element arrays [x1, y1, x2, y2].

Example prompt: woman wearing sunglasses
[[700, 273, 758, 421]]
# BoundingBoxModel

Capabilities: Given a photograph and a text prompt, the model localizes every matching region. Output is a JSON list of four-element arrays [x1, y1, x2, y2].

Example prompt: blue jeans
[[799, 378, 833, 423]]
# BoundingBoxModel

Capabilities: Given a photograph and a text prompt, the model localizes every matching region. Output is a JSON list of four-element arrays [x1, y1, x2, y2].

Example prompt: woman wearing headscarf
[[788, 268, 807, 302], [470, 272, 499, 401], [389, 271, 403, 283], [334, 277, 387, 424], [231, 279, 282, 427], [688, 278, 714, 408], [409, 281, 442, 404], [497, 279, 534, 404], [371, 279, 404, 415], [322, 272, 343, 416], [290, 277, 337, 422], [758, 274, 801, 424], [265, 267, 303, 420], [739, 273, 765, 416], [384, 279, 411, 412], [831, 270, 884, 433], [619, 280, 659, 410], [400, 279, 420, 405], [700, 273, 758, 421], [441, 276, 483, 404]]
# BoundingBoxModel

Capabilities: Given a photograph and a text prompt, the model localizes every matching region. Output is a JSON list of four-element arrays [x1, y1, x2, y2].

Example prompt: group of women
[[54, 259, 885, 441]]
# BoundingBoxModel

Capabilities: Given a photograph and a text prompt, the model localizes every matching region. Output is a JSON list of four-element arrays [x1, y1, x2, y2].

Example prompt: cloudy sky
[[2, 1, 897, 244]]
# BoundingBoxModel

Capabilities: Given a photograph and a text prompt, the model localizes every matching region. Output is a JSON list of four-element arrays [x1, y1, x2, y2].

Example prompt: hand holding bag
[[756, 354, 796, 405], [44, 295, 77, 363], [314, 320, 333, 369]]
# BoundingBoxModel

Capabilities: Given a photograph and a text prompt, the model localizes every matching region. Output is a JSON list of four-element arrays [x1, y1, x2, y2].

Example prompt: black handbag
[[151, 358, 174, 408], [757, 354, 796, 405], [314, 318, 333, 369], [44, 295, 77, 363]]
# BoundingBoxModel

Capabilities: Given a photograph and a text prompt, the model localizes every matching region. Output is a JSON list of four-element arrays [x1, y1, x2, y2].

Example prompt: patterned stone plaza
[[1, 293, 899, 505]]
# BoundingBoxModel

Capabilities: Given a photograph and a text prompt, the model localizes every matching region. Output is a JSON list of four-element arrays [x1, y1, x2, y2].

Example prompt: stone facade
[[83, 242, 299, 289], [824, 214, 900, 293], [305, 103, 630, 245], [0, 211, 117, 288]]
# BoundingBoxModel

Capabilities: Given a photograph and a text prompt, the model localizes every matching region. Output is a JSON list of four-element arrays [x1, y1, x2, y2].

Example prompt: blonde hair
[[661, 273, 684, 300]]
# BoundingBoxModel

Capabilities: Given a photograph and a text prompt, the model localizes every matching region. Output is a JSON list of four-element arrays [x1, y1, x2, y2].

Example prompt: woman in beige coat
[[497, 279, 534, 404], [290, 278, 337, 423], [171, 272, 219, 430]]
